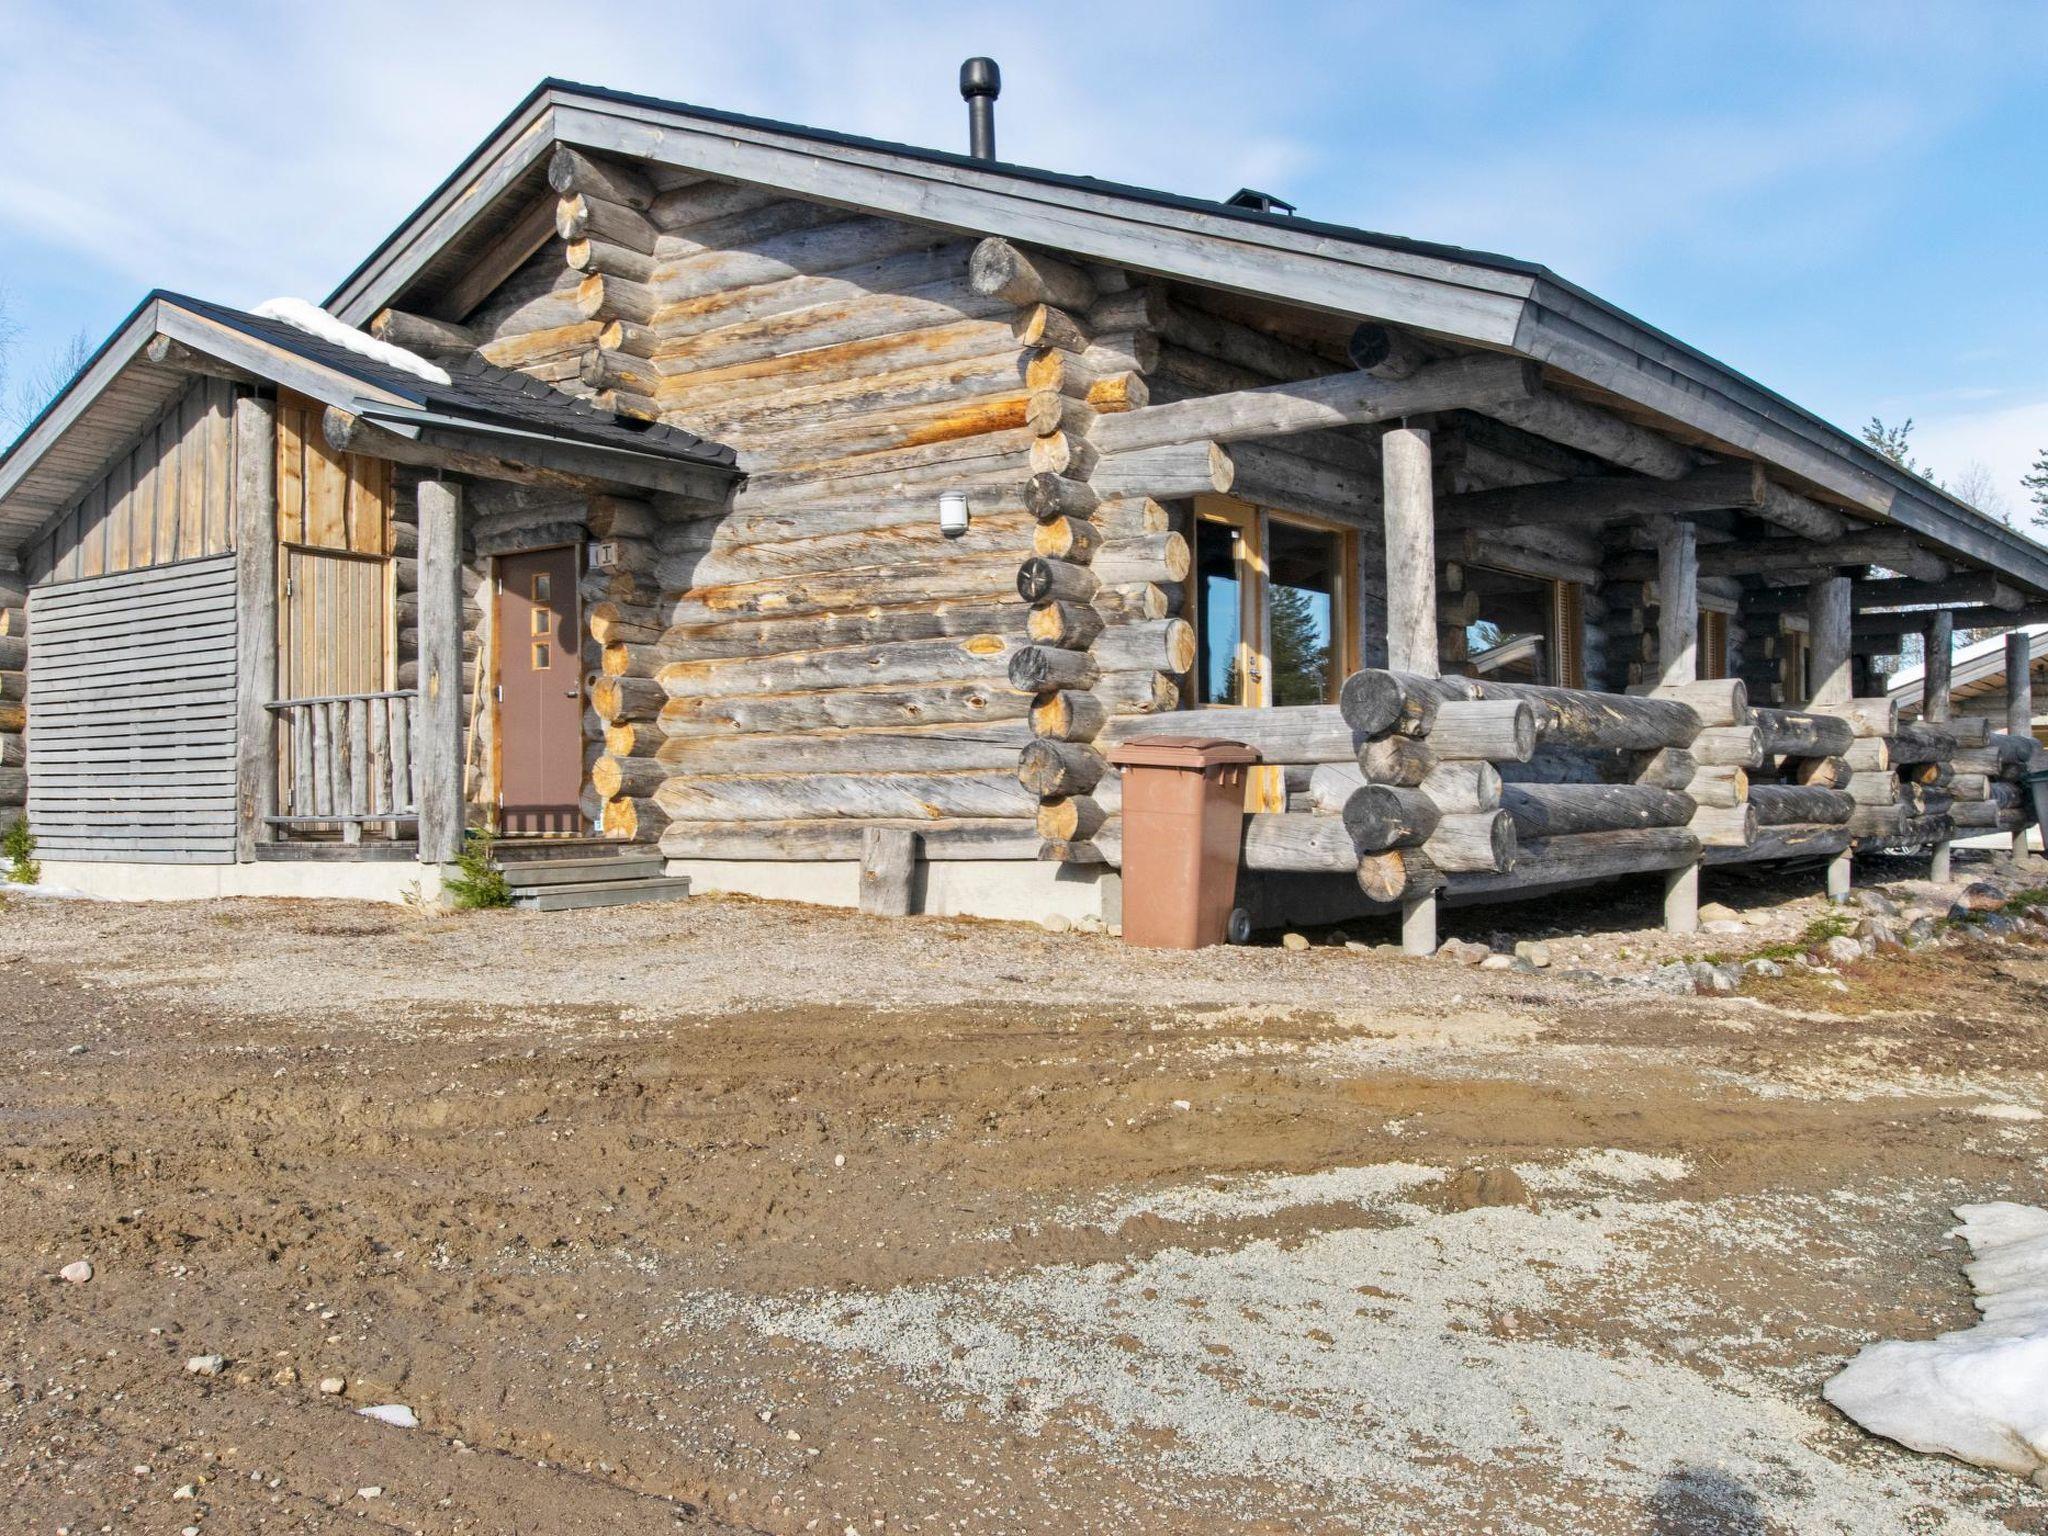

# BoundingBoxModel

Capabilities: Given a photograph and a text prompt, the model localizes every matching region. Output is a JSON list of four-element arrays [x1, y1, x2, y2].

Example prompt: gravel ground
[[2, 852, 2046, 1532]]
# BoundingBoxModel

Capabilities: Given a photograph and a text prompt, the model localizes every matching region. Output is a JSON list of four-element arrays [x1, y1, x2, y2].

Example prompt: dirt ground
[[4, 856, 2047, 1535]]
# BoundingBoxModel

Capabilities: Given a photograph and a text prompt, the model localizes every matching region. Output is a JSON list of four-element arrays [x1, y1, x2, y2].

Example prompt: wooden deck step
[[511, 875, 693, 912], [503, 854, 665, 889]]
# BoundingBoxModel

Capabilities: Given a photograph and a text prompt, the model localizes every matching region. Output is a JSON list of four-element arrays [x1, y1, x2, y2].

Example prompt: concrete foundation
[[662, 856, 1114, 925], [38, 860, 446, 905]]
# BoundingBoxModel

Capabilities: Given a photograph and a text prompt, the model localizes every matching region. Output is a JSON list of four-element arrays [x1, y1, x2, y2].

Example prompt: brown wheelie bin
[[1106, 736, 1259, 948]]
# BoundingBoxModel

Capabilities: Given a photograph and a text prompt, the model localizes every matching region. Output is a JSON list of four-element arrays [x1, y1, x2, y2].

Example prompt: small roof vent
[[1225, 187, 1297, 215]]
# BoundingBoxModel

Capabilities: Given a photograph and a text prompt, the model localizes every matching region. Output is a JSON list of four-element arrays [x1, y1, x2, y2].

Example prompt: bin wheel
[[1226, 907, 1253, 945]]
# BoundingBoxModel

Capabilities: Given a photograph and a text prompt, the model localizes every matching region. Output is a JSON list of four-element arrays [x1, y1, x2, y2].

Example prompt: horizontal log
[[1356, 846, 1447, 903], [1691, 726, 1765, 768], [1425, 810, 1517, 873], [657, 631, 1022, 700], [968, 238, 1097, 311], [1090, 442, 1236, 501], [1419, 759, 1502, 812], [1341, 783, 1442, 852], [1845, 772, 1900, 806], [1427, 699, 1536, 762], [660, 680, 1029, 738], [1030, 689, 1107, 743], [1686, 765, 1749, 808], [1241, 813, 1364, 873], [1608, 530, 1945, 583], [654, 770, 1037, 821], [656, 722, 1029, 775], [1630, 678, 1748, 728], [1747, 784, 1854, 826], [1107, 704, 1362, 764], [1688, 803, 1757, 847], [1436, 462, 1768, 532], [1338, 669, 1467, 738], [1890, 721, 1958, 765], [1810, 696, 1897, 739], [1037, 794, 1109, 841], [1502, 783, 1695, 838], [1450, 678, 1701, 752], [1787, 755, 1850, 789], [1088, 354, 1538, 455], [1017, 738, 1107, 796], [1359, 732, 1440, 786], [1632, 746, 1698, 791], [368, 308, 478, 354], [1446, 826, 1701, 896], [1008, 645, 1099, 693], [1701, 823, 1852, 867], [1750, 707, 1854, 759]]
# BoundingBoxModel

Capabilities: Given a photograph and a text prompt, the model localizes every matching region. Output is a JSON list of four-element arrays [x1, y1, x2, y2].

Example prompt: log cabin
[[0, 69, 2039, 928]]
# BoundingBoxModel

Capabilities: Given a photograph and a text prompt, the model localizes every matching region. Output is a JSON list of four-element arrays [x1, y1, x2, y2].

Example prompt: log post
[[859, 827, 918, 916], [1926, 610, 1954, 879], [233, 395, 279, 863], [417, 478, 466, 867], [1383, 424, 1437, 953], [2008, 628, 2035, 857], [1654, 516, 1700, 934], [1807, 574, 1854, 899]]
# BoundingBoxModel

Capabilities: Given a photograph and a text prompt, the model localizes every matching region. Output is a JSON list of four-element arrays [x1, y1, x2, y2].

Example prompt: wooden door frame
[[1188, 494, 1362, 810], [489, 541, 585, 835]]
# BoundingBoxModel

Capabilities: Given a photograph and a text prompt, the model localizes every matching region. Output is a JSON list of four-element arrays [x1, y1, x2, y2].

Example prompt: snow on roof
[[1889, 624, 2048, 697], [252, 297, 450, 387]]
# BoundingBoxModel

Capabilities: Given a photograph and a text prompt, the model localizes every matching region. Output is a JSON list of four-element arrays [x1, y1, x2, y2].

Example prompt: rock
[[173, 1485, 196, 1500], [1646, 962, 1695, 996], [1979, 913, 2017, 938], [1905, 916, 1939, 946], [1074, 914, 1104, 935], [1690, 961, 1739, 995], [1701, 920, 1747, 936], [272, 1365, 298, 1386], [1040, 913, 1072, 934], [1478, 954, 1516, 970], [358, 1403, 418, 1428], [1743, 958, 1784, 978], [1698, 902, 1741, 924], [185, 1354, 226, 1377], [1953, 881, 2006, 914], [318, 1376, 346, 1395], [1440, 1166, 1533, 1211], [58, 1261, 92, 1285], [2019, 905, 2048, 931], [1860, 918, 1902, 951], [1280, 932, 1311, 952], [1513, 940, 1552, 968], [1822, 935, 1863, 966], [357, 1486, 383, 1500], [1343, 940, 1373, 953], [65, 1043, 88, 1056], [1853, 889, 1902, 917]]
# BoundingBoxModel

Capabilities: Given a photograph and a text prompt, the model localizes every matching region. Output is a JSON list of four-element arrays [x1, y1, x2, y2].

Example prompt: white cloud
[[1915, 397, 2048, 515]]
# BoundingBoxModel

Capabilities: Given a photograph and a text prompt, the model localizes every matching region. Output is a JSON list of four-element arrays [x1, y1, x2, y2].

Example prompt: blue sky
[[3, 1, 2045, 511]]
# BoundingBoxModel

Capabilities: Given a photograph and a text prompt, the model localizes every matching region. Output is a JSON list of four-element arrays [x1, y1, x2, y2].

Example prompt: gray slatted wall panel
[[27, 554, 239, 862]]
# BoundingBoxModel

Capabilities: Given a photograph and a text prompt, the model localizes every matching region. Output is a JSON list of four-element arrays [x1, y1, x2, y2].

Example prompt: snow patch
[[1825, 1202, 2048, 1484], [252, 298, 451, 386], [2, 880, 94, 900], [1971, 1103, 2045, 1123]]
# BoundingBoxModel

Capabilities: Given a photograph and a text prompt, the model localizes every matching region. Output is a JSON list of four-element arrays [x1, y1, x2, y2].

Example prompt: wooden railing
[[267, 690, 419, 843]]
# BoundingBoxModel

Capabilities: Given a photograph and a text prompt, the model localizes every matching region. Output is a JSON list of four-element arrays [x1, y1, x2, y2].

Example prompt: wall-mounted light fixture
[[939, 490, 971, 539]]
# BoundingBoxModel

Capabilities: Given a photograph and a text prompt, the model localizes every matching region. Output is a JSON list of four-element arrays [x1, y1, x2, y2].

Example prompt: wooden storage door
[[26, 554, 239, 862], [279, 547, 388, 703]]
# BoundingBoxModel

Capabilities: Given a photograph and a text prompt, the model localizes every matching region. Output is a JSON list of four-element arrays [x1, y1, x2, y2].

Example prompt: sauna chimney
[[960, 57, 1000, 161]]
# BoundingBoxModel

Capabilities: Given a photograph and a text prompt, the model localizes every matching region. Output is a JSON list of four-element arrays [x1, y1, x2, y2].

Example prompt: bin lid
[[1107, 735, 1261, 769]]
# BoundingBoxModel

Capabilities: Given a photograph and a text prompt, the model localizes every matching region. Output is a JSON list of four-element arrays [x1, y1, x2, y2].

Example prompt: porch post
[[1925, 610, 1953, 882], [2008, 629, 2035, 857], [417, 477, 465, 865], [1382, 423, 1438, 954], [1654, 517, 1700, 933], [233, 395, 278, 862], [1807, 574, 1854, 899]]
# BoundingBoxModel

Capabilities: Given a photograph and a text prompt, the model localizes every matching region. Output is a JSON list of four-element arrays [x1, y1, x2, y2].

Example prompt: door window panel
[[1265, 520, 1341, 705], [1194, 518, 1246, 705]]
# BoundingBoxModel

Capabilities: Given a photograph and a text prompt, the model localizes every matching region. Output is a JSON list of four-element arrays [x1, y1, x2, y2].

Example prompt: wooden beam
[[324, 408, 733, 502], [416, 478, 465, 866], [233, 395, 278, 862], [1923, 610, 1953, 725], [1436, 461, 1765, 532], [1750, 571, 2027, 615], [1807, 575, 1852, 708], [1609, 529, 1946, 583], [143, 334, 261, 384], [1853, 600, 2048, 638], [369, 309, 480, 355], [1087, 354, 1539, 456]]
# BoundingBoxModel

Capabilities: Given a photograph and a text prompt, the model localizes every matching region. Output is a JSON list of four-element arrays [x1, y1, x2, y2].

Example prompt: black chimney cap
[[960, 57, 1001, 98], [1226, 187, 1297, 215]]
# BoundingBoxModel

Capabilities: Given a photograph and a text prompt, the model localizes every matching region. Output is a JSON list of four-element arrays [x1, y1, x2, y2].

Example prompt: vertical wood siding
[[25, 378, 239, 584], [25, 555, 239, 862]]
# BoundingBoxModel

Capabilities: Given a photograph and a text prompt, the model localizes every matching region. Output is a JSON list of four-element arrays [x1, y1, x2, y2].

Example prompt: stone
[[1860, 918, 1902, 951], [58, 1261, 92, 1285], [1743, 958, 1784, 978], [318, 1376, 346, 1395], [1953, 881, 2006, 914], [1040, 913, 1072, 934], [2018, 905, 2048, 931], [357, 1486, 383, 1500], [1690, 962, 1738, 995], [1440, 1166, 1532, 1211], [1906, 915, 1939, 946], [1280, 932, 1311, 952], [1701, 920, 1747, 936], [1437, 938, 1487, 966], [1513, 940, 1552, 968], [358, 1403, 418, 1428], [185, 1354, 226, 1377], [65, 1043, 88, 1056], [1479, 954, 1515, 970], [1979, 913, 2017, 938], [1853, 888, 1902, 917], [1822, 935, 1863, 966], [1698, 902, 1741, 924], [1647, 962, 1695, 996], [1074, 914, 1104, 935]]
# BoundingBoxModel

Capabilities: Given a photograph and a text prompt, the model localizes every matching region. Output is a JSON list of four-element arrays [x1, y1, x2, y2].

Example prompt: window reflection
[[1266, 521, 1339, 705], [1195, 519, 1244, 705]]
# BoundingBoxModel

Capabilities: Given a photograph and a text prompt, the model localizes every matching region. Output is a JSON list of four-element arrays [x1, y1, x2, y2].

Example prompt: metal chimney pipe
[[959, 57, 1000, 161]]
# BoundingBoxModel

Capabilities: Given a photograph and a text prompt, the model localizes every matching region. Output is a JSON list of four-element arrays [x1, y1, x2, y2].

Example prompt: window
[[1186, 497, 1355, 709], [1464, 569, 1584, 687]]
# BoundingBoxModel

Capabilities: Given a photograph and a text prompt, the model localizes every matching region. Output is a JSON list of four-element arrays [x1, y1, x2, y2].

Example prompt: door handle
[[564, 688, 579, 697]]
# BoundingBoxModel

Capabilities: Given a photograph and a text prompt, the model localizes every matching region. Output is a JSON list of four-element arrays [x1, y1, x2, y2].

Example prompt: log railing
[[266, 690, 419, 843]]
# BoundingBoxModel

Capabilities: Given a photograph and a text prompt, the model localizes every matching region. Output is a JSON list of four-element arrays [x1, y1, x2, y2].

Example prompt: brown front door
[[497, 545, 585, 834]]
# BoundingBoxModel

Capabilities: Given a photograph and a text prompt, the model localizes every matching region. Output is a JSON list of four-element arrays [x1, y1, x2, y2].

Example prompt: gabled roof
[[0, 291, 737, 545], [322, 79, 2048, 594], [1890, 624, 2048, 706]]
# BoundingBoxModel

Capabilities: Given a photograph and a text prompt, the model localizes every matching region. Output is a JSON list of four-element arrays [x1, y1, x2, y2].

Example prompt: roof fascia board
[[358, 405, 738, 502], [155, 307, 420, 412], [329, 101, 559, 325], [551, 99, 1533, 343]]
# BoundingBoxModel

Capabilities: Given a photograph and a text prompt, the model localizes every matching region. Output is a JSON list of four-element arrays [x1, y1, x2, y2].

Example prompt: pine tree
[[2022, 448, 2048, 534], [1267, 583, 1332, 706]]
